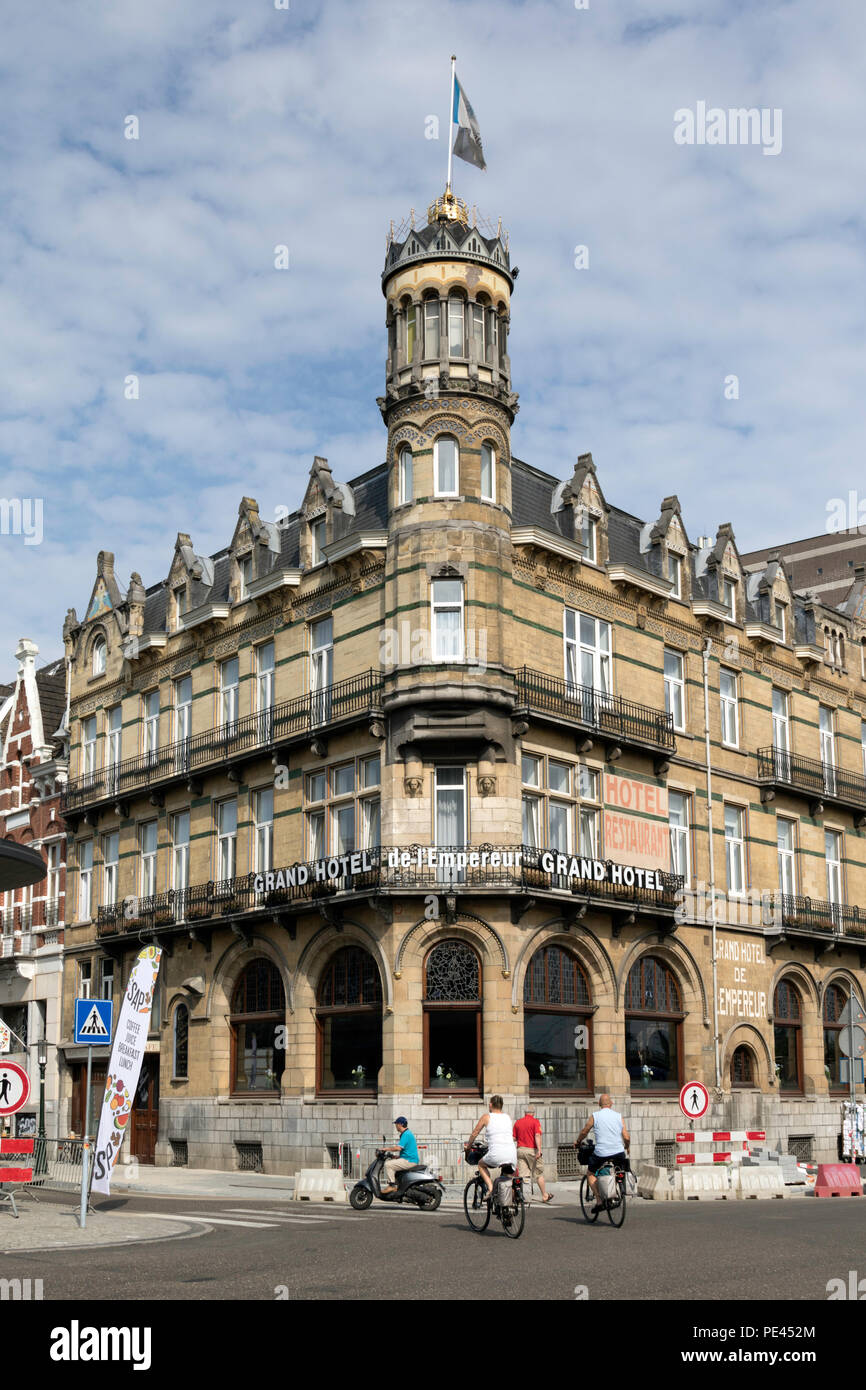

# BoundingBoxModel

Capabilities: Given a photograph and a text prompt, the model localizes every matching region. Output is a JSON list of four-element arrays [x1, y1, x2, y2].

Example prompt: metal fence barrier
[[26, 1138, 86, 1193], [335, 1138, 469, 1185]]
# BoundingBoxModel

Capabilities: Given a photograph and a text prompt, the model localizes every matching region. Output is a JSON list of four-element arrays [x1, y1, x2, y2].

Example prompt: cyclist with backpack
[[575, 1094, 630, 1212]]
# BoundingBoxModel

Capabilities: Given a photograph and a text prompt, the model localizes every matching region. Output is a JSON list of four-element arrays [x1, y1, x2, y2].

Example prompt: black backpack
[[577, 1138, 595, 1166]]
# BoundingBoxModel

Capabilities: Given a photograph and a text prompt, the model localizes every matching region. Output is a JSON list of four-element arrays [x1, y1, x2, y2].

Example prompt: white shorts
[[482, 1147, 517, 1170]]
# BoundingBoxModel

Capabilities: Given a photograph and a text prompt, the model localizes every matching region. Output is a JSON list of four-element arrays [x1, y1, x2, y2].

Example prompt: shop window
[[230, 959, 286, 1096], [773, 978, 802, 1093], [523, 945, 592, 1093], [423, 940, 481, 1095], [624, 955, 683, 1093], [731, 1044, 756, 1088], [823, 983, 847, 1092], [316, 947, 382, 1094]]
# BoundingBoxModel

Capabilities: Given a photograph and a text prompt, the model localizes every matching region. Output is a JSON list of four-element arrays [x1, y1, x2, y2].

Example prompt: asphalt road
[[2, 1187, 865, 1304]]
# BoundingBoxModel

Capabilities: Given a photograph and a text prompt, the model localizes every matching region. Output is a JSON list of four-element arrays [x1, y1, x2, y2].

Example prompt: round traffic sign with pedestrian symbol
[[0, 1061, 31, 1116], [679, 1080, 709, 1120]]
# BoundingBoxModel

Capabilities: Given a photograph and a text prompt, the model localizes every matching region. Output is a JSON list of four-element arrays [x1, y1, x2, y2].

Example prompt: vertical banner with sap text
[[91, 945, 162, 1195]]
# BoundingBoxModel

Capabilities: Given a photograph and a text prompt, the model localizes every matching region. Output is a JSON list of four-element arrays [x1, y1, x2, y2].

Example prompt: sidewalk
[[107, 1164, 585, 1204], [0, 1200, 198, 1254]]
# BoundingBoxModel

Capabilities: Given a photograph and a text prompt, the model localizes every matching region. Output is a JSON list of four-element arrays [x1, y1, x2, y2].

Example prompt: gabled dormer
[[555, 452, 609, 566], [299, 457, 356, 570], [227, 497, 281, 603], [642, 495, 691, 602], [744, 552, 795, 646], [694, 523, 743, 624], [77, 551, 127, 679]]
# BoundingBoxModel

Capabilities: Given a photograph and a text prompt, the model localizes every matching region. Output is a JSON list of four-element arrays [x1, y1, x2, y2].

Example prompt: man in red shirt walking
[[513, 1106, 553, 1203]]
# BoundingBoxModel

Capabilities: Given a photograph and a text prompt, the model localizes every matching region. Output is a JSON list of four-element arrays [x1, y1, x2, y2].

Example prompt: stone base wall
[[154, 1091, 849, 1173]]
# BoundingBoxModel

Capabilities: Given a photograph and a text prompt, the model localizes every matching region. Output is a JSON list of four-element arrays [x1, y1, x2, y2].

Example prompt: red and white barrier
[[676, 1130, 765, 1165], [0, 1137, 34, 1218]]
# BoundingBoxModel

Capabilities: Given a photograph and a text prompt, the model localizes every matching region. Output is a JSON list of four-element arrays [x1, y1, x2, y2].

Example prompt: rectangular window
[[310, 617, 333, 722], [723, 577, 737, 621], [578, 767, 601, 857], [724, 805, 746, 895], [470, 303, 485, 357], [825, 829, 843, 908], [521, 754, 541, 788], [398, 449, 413, 505], [217, 800, 237, 882], [448, 298, 464, 357], [310, 517, 326, 567], [332, 763, 354, 797], [819, 706, 837, 797], [361, 755, 380, 789], [238, 554, 253, 598], [332, 802, 355, 856], [174, 675, 192, 743], [82, 716, 98, 779], [776, 602, 787, 643], [772, 688, 790, 778], [406, 304, 416, 361], [431, 579, 464, 662], [548, 800, 572, 853], [668, 552, 682, 599], [100, 958, 114, 1001], [308, 808, 325, 860], [424, 299, 440, 358], [78, 840, 93, 921], [102, 831, 119, 906], [480, 443, 495, 501], [435, 767, 466, 847], [564, 609, 611, 700], [862, 721, 866, 780], [172, 811, 190, 894], [106, 706, 122, 769], [139, 821, 158, 898], [522, 793, 542, 848], [719, 669, 739, 747], [175, 586, 188, 619], [777, 819, 797, 898], [256, 642, 275, 741], [669, 791, 691, 881], [664, 649, 685, 732], [307, 771, 326, 803], [361, 796, 380, 850], [579, 512, 598, 564], [220, 658, 239, 731], [79, 960, 92, 1001], [254, 788, 274, 874], [46, 843, 61, 909], [549, 760, 571, 795], [434, 437, 458, 497]]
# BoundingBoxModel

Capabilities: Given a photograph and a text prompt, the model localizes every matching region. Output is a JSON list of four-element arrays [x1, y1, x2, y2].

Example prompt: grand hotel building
[[58, 190, 866, 1173]]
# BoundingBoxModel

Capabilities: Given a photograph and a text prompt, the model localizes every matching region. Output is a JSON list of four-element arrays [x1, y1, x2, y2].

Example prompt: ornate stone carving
[[477, 774, 496, 797], [404, 776, 423, 797]]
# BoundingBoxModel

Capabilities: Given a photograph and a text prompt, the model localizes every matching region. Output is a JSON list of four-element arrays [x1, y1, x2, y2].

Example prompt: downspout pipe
[[703, 637, 721, 1092]]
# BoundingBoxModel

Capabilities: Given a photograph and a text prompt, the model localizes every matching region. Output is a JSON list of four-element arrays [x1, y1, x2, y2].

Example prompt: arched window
[[316, 947, 382, 1094], [434, 435, 459, 497], [625, 955, 683, 1092], [92, 637, 106, 677], [423, 291, 440, 359], [401, 296, 417, 364], [424, 940, 481, 1095], [398, 446, 413, 505], [773, 978, 802, 1092], [823, 983, 848, 1091], [523, 945, 592, 1093], [173, 1002, 189, 1080], [480, 442, 495, 502], [731, 1044, 755, 1088], [448, 292, 465, 358], [230, 959, 285, 1096]]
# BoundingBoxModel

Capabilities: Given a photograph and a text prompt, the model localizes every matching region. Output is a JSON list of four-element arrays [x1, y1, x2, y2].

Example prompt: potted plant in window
[[435, 1064, 458, 1086], [350, 1064, 366, 1088]]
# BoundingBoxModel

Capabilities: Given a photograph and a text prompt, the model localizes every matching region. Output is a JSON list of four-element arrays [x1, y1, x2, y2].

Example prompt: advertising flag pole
[[446, 55, 456, 195], [79, 1045, 92, 1229]]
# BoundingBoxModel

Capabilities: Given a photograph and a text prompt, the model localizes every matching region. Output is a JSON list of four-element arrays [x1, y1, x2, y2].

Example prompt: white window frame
[[447, 295, 464, 358], [143, 691, 159, 760], [668, 551, 683, 600], [139, 821, 158, 898], [723, 576, 738, 621], [724, 804, 747, 896], [217, 800, 237, 882], [664, 649, 686, 732], [776, 601, 787, 643], [719, 669, 739, 748], [99, 958, 114, 1001], [79, 960, 92, 1001], [46, 843, 61, 909], [310, 517, 326, 568], [578, 510, 598, 565], [480, 442, 495, 502], [102, 831, 119, 906], [172, 811, 190, 895], [398, 447, 413, 505], [174, 675, 192, 744], [310, 617, 333, 723], [434, 767, 467, 873], [254, 788, 274, 875], [825, 829, 843, 908], [78, 840, 93, 921], [238, 553, 253, 599], [777, 819, 797, 898], [564, 609, 612, 697], [669, 791, 691, 882], [92, 637, 106, 677], [423, 298, 440, 358], [434, 436, 459, 498], [82, 716, 98, 779], [431, 578, 465, 663], [220, 657, 239, 731], [256, 642, 275, 714]]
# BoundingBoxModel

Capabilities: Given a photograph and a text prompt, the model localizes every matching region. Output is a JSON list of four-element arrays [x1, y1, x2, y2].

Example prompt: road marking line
[[221, 1208, 359, 1222], [138, 1214, 280, 1229]]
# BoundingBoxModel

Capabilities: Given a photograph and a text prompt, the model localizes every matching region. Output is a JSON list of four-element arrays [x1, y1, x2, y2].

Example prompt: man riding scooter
[[380, 1117, 419, 1195]]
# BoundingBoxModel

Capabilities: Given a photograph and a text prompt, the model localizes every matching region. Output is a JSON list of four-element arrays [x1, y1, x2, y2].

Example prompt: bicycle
[[463, 1143, 526, 1238], [579, 1155, 628, 1228]]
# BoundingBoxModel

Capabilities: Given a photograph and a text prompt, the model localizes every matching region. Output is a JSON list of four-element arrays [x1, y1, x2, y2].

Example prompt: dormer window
[[238, 554, 253, 599], [723, 577, 737, 621], [175, 586, 188, 622], [310, 517, 326, 567], [92, 637, 106, 677], [578, 510, 598, 564], [668, 552, 683, 600], [776, 601, 787, 643]]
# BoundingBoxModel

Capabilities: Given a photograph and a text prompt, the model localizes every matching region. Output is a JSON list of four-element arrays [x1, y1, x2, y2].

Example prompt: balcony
[[757, 747, 866, 821], [773, 893, 865, 942], [95, 844, 682, 940], [63, 671, 383, 816], [514, 668, 676, 765]]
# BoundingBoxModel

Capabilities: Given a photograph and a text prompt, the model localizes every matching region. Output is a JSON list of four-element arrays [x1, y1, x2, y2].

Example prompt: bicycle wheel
[[607, 1180, 627, 1228], [579, 1175, 599, 1223], [464, 1176, 491, 1232], [501, 1187, 526, 1239]]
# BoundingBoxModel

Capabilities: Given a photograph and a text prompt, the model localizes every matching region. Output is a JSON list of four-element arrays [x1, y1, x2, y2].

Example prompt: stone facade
[[57, 190, 866, 1173]]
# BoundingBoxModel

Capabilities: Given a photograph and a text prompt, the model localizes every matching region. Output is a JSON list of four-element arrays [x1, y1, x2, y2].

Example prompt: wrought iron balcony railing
[[515, 668, 676, 755], [64, 670, 383, 814], [757, 747, 866, 814], [774, 893, 865, 940], [95, 845, 682, 937]]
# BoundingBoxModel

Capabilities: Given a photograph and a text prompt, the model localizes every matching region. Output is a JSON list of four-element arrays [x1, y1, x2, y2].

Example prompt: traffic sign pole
[[72, 997, 112, 1230], [79, 1047, 92, 1230]]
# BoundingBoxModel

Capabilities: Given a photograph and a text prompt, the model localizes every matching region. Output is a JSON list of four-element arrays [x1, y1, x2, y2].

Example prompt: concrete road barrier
[[293, 1169, 348, 1203], [735, 1166, 786, 1199], [680, 1166, 731, 1200], [636, 1162, 676, 1200]]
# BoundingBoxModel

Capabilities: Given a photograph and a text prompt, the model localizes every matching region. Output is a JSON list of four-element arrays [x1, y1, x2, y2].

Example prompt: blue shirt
[[592, 1109, 625, 1158], [398, 1128, 419, 1164]]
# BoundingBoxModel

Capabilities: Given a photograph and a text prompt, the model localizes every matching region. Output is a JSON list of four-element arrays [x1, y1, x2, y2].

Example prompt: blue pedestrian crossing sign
[[74, 998, 114, 1045]]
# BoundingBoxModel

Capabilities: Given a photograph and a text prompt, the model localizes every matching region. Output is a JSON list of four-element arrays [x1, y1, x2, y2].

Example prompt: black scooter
[[349, 1148, 444, 1211]]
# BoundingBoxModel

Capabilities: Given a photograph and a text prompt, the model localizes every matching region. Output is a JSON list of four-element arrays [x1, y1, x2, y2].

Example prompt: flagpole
[[446, 55, 456, 194]]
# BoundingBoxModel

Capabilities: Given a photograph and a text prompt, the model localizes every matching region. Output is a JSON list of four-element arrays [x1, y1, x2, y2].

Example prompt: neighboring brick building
[[59, 189, 866, 1174], [742, 532, 866, 614], [0, 639, 69, 1137]]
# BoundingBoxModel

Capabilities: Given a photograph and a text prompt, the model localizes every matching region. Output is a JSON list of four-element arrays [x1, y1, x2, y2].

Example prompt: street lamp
[[36, 1035, 48, 1176]]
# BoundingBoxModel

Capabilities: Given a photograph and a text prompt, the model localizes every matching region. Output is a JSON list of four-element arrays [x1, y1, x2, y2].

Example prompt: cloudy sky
[[2, 0, 864, 662]]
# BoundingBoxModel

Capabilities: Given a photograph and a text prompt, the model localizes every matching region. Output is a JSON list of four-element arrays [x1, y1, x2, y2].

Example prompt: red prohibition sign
[[0, 1061, 31, 1115], [679, 1080, 709, 1120]]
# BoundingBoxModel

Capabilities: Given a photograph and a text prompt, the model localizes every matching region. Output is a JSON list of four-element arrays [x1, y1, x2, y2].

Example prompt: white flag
[[91, 945, 162, 1195], [452, 75, 486, 171]]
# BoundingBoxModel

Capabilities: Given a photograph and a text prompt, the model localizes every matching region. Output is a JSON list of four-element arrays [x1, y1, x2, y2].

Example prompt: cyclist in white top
[[465, 1095, 518, 1198], [575, 1094, 630, 1209]]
